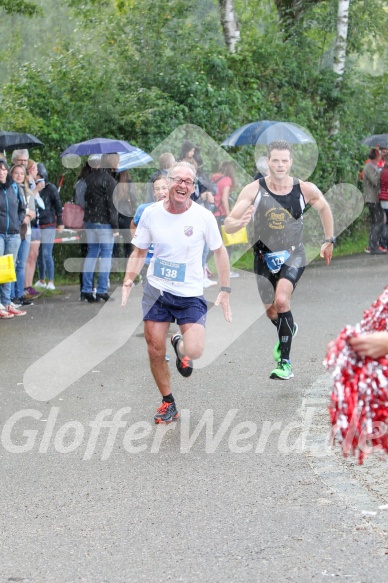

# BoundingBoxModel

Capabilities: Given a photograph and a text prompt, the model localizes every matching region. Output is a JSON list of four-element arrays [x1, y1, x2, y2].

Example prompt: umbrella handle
[[58, 175, 64, 192]]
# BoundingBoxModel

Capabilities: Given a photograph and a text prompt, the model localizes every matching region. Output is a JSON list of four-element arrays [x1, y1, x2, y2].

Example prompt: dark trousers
[[112, 215, 133, 260], [367, 203, 384, 251]]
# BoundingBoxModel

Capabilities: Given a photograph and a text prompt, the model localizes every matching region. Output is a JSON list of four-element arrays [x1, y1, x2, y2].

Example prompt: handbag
[[0, 254, 17, 284], [221, 225, 248, 247], [62, 202, 84, 229]]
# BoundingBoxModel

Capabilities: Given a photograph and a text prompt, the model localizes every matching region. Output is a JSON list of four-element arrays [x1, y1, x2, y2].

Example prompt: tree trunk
[[333, 0, 350, 78], [218, 0, 240, 53], [331, 0, 350, 134]]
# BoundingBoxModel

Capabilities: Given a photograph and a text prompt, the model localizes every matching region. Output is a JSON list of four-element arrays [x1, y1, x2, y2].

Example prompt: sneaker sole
[[154, 413, 180, 424], [269, 372, 294, 380]]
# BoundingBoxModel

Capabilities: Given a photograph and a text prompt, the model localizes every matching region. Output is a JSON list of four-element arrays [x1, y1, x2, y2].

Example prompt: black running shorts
[[253, 250, 306, 305]]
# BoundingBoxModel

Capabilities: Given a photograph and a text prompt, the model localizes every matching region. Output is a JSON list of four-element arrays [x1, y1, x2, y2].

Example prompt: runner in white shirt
[[122, 162, 231, 424]]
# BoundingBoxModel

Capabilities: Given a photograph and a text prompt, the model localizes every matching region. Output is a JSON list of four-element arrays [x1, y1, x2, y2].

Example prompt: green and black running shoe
[[273, 322, 298, 362], [270, 360, 294, 380]]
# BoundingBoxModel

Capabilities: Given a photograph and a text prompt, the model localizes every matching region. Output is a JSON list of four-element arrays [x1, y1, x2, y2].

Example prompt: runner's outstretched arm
[[121, 246, 148, 306], [224, 182, 257, 234], [213, 245, 232, 323], [302, 182, 334, 266]]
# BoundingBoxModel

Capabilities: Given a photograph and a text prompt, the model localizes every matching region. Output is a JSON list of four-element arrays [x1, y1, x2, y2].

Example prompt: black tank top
[[253, 177, 306, 253]]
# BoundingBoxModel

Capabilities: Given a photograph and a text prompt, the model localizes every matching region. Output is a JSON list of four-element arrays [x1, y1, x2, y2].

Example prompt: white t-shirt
[[132, 200, 222, 296]]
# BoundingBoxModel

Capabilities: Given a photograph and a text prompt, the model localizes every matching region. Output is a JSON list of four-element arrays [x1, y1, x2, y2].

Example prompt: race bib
[[263, 250, 290, 274], [153, 257, 186, 282]]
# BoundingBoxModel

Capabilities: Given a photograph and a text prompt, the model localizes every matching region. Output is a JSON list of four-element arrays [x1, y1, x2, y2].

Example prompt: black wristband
[[324, 237, 336, 245], [219, 286, 231, 293]]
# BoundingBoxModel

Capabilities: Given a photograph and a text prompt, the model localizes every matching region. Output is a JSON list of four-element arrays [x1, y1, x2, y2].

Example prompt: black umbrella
[[221, 120, 314, 146], [0, 131, 44, 151], [361, 134, 388, 149]]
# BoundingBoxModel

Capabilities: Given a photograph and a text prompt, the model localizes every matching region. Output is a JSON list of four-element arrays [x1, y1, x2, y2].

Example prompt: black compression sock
[[271, 318, 279, 328], [277, 310, 294, 361], [163, 393, 174, 403]]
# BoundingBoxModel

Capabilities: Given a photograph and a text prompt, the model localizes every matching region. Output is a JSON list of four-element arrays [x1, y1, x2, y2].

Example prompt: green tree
[[0, 0, 40, 16]]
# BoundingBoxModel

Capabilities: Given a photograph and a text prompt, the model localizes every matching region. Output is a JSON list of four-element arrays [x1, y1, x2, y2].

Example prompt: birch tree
[[333, 0, 350, 79], [218, 0, 240, 52]]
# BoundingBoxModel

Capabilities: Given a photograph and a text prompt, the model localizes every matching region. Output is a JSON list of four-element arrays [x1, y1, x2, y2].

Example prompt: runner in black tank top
[[223, 141, 334, 381]]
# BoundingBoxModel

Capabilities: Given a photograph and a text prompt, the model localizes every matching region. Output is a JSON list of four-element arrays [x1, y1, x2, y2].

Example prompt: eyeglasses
[[170, 176, 195, 187]]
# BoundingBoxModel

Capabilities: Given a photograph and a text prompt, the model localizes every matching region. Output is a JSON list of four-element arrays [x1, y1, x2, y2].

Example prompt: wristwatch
[[219, 286, 232, 293], [324, 237, 336, 244]]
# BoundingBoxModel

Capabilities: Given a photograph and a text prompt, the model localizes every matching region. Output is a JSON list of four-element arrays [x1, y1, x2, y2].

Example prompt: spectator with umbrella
[[11, 149, 29, 168], [81, 154, 119, 302]]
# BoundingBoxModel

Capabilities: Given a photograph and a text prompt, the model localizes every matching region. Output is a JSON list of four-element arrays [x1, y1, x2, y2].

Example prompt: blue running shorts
[[142, 281, 207, 326]]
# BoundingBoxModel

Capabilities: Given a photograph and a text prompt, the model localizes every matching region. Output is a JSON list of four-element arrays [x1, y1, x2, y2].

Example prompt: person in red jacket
[[379, 154, 388, 249]]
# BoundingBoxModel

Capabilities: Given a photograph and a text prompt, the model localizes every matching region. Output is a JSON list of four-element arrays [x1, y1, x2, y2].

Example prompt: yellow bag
[[221, 225, 249, 247], [0, 254, 17, 284]]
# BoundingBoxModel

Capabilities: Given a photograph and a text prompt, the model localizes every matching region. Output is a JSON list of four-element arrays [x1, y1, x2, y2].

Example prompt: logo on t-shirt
[[184, 226, 193, 237], [265, 207, 292, 230]]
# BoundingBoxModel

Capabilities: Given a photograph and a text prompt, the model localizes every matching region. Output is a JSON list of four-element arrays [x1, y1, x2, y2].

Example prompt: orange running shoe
[[154, 401, 179, 424]]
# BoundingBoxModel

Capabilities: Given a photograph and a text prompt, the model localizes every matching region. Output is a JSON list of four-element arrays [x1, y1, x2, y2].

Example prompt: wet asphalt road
[[0, 253, 387, 582]]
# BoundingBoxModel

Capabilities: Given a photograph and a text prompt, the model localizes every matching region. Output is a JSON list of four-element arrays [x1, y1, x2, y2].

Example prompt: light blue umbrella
[[116, 148, 154, 172]]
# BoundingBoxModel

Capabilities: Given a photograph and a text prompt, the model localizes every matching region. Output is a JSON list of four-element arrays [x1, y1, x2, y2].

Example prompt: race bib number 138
[[153, 258, 186, 282]]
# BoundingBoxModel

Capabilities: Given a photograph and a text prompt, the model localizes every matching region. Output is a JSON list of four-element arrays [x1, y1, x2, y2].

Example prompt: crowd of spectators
[[2, 141, 388, 321]]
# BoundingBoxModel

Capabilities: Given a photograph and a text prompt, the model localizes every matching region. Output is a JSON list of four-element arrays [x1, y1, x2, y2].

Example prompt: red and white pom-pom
[[324, 286, 388, 464]]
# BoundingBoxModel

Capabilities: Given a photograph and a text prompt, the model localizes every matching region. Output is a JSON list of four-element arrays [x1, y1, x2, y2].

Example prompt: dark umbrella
[[0, 131, 44, 151], [221, 120, 314, 146], [61, 138, 137, 157], [361, 134, 388, 149]]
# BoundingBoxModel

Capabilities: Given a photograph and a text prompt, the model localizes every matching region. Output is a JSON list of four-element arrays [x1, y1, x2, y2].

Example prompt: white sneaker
[[230, 271, 240, 278], [34, 280, 47, 289], [46, 282, 56, 291], [203, 278, 218, 288]]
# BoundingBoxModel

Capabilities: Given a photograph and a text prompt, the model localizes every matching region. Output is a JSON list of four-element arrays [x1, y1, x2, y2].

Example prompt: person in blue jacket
[[0, 158, 27, 318]]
